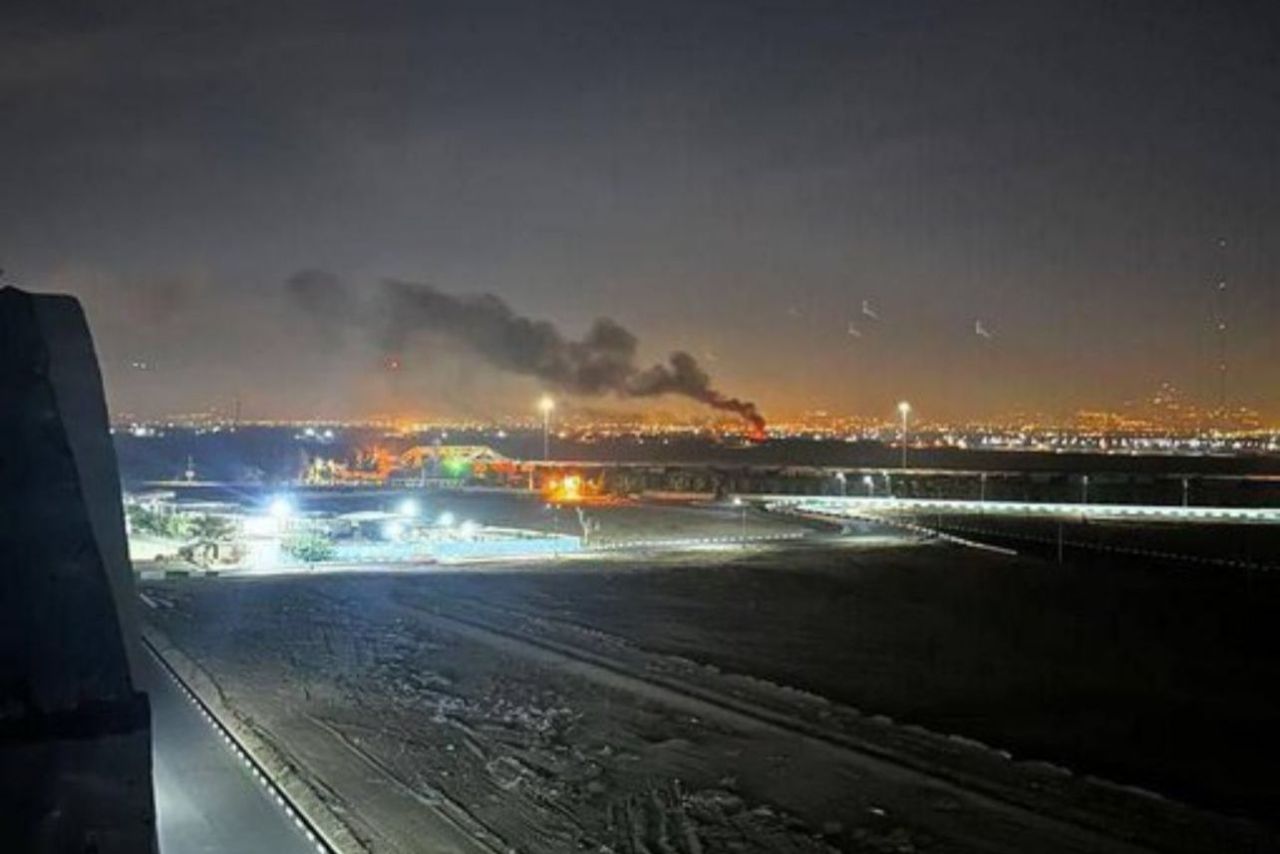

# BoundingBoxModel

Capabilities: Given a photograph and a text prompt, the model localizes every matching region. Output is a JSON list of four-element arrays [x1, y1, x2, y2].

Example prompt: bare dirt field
[[141, 523, 1280, 853]]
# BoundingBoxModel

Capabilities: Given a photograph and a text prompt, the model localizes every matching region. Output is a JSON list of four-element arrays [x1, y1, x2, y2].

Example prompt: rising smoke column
[[625, 350, 765, 432], [286, 272, 765, 431]]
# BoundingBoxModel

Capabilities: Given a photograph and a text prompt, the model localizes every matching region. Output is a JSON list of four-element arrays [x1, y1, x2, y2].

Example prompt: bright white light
[[538, 395, 556, 414], [897, 401, 912, 416], [303, 427, 316, 437], [459, 520, 478, 536], [863, 475, 874, 486], [732, 497, 743, 506], [382, 521, 404, 541], [242, 515, 275, 536], [398, 498, 420, 517], [322, 428, 335, 440], [268, 496, 294, 520], [437, 511, 455, 528]]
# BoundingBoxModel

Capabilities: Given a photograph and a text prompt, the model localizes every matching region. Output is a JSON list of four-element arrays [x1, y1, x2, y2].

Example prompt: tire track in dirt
[[306, 714, 509, 854], [422, 591, 1277, 854], [381, 595, 1165, 854]]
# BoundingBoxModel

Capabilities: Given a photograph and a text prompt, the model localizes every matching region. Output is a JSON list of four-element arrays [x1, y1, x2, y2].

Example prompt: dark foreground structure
[[0, 287, 157, 852]]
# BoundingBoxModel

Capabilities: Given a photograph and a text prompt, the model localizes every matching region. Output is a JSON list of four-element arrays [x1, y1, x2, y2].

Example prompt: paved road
[[138, 649, 318, 854], [760, 495, 1280, 523]]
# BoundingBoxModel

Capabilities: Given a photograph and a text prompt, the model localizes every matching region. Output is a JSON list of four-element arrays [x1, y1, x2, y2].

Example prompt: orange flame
[[544, 474, 584, 503]]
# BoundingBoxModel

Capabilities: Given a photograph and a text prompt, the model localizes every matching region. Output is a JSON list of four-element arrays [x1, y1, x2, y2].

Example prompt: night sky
[[4, 1, 1278, 422]]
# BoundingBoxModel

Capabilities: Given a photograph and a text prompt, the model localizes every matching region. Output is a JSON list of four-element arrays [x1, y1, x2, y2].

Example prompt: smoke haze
[[287, 272, 765, 430]]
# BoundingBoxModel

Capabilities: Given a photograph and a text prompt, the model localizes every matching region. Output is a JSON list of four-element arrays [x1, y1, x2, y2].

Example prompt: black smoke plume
[[286, 272, 765, 431]]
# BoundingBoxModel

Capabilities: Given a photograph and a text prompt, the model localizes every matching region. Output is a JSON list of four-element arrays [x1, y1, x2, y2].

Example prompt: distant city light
[[398, 498, 420, 517], [437, 511, 455, 528]]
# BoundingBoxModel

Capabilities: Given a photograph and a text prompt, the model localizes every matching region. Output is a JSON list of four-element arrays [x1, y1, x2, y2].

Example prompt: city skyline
[[110, 383, 1274, 437]]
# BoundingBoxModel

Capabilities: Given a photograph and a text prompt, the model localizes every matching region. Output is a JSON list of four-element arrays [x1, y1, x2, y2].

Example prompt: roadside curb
[[141, 626, 366, 853]]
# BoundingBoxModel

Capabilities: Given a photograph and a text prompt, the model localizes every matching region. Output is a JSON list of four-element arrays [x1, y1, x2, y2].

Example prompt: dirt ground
[[439, 538, 1280, 821], [141, 526, 1280, 853]]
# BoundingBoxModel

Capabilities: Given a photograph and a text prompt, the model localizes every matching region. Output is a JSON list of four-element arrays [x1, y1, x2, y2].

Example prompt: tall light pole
[[538, 395, 555, 462], [897, 401, 912, 470]]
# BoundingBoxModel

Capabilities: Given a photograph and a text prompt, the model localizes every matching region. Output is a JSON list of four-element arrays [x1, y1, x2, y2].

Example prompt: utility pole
[[1215, 279, 1229, 412], [538, 395, 555, 462], [1214, 238, 1230, 414], [897, 401, 911, 469]]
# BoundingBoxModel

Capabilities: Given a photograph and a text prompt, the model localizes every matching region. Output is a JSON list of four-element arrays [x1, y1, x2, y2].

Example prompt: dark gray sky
[[4, 0, 1278, 422]]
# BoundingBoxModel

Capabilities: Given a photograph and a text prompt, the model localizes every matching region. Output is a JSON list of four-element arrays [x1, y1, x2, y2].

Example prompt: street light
[[268, 496, 294, 520], [863, 474, 875, 496], [897, 401, 912, 470], [732, 496, 746, 541], [834, 471, 846, 496], [266, 495, 294, 534], [538, 395, 555, 462]]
